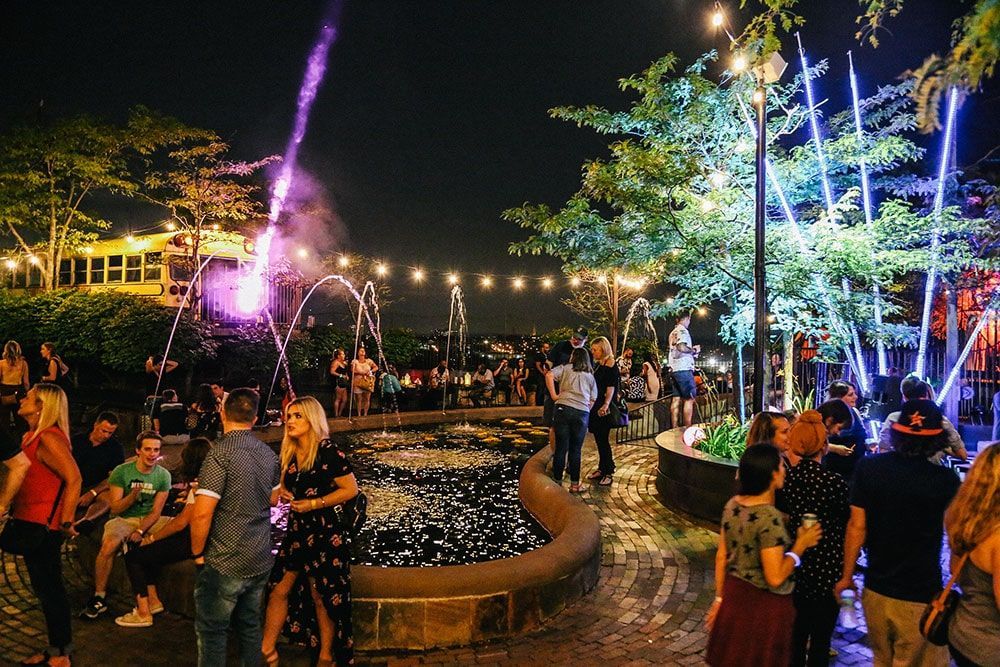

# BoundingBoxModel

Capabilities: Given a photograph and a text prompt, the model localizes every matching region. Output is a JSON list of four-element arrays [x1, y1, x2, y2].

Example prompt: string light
[[597, 275, 607, 284], [512, 277, 524, 290], [570, 277, 581, 287], [697, 307, 708, 316], [732, 54, 747, 72], [701, 199, 716, 213], [447, 273, 459, 285], [711, 9, 724, 27], [708, 171, 727, 188], [28, 256, 40, 266], [211, 223, 221, 231], [481, 276, 493, 288], [338, 255, 350, 268], [412, 268, 424, 282], [752, 88, 765, 105], [165, 222, 176, 231], [376, 263, 389, 277], [4, 259, 16, 270], [542, 277, 553, 289], [297, 248, 309, 259], [125, 234, 135, 244], [83, 246, 94, 255]]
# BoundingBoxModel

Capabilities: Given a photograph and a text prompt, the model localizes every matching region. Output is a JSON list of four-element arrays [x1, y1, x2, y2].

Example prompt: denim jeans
[[24, 530, 72, 656], [194, 563, 269, 667], [553, 404, 589, 483]]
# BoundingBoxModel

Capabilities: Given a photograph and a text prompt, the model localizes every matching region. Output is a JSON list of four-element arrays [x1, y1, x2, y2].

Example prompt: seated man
[[153, 389, 189, 446], [72, 412, 125, 530], [469, 363, 494, 407], [80, 431, 171, 620]]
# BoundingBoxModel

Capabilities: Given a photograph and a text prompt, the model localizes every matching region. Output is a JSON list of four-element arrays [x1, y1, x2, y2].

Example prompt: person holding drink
[[777, 410, 850, 667], [706, 444, 822, 666]]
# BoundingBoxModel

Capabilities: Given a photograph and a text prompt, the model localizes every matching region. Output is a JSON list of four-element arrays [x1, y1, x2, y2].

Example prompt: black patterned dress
[[271, 439, 354, 665]]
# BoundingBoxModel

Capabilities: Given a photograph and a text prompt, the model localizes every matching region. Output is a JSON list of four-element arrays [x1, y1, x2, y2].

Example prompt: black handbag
[[609, 393, 630, 427], [0, 484, 64, 555], [333, 491, 368, 536], [919, 552, 968, 646]]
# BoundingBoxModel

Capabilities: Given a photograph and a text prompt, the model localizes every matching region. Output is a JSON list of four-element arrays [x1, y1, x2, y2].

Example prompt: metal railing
[[615, 388, 737, 444]]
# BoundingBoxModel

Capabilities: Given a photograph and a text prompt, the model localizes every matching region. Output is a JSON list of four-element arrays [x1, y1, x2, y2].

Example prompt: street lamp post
[[752, 82, 768, 414]]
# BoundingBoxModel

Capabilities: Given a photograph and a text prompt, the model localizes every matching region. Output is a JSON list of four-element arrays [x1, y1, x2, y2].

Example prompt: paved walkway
[[0, 436, 874, 666]]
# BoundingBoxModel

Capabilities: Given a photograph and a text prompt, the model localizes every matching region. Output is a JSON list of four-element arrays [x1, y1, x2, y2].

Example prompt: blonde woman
[[10, 383, 82, 666], [350, 348, 377, 417], [1, 340, 29, 438], [587, 336, 620, 486], [262, 397, 359, 667], [944, 445, 1000, 666]]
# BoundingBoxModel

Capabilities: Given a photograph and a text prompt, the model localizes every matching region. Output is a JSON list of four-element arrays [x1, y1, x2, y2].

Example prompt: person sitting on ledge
[[71, 411, 124, 533], [80, 431, 171, 621], [115, 437, 212, 628], [469, 363, 494, 408]]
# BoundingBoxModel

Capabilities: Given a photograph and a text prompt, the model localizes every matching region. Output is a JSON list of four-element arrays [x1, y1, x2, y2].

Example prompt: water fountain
[[441, 285, 468, 414], [620, 297, 661, 360]]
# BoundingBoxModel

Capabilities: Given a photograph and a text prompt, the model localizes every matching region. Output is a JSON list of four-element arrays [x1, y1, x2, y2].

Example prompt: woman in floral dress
[[262, 396, 359, 666]]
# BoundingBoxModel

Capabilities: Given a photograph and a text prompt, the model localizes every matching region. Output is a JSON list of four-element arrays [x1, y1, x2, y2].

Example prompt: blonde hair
[[590, 336, 614, 363], [945, 445, 1000, 556], [31, 382, 70, 439], [3, 340, 21, 365], [279, 395, 330, 473]]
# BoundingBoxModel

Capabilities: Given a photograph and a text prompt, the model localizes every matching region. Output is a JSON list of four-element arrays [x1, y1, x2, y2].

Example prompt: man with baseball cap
[[834, 400, 960, 666]]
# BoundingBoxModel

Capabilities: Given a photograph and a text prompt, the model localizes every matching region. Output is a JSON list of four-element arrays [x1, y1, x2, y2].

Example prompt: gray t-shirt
[[196, 429, 280, 578], [721, 498, 793, 594], [550, 364, 598, 413], [668, 324, 694, 371]]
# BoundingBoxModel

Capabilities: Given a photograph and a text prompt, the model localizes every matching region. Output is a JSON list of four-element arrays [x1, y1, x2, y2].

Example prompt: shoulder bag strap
[[932, 552, 970, 608], [46, 482, 66, 528]]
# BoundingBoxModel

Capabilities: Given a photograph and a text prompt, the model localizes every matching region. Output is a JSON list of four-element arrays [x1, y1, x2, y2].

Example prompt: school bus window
[[28, 265, 41, 288], [73, 258, 87, 285], [59, 259, 72, 287], [169, 261, 193, 282], [125, 255, 142, 283], [144, 252, 162, 282], [107, 255, 123, 282], [90, 257, 106, 284]]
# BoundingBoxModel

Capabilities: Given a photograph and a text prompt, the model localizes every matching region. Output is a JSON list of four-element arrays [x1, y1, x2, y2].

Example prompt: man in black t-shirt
[[543, 328, 593, 450], [153, 389, 190, 445], [72, 412, 125, 529], [834, 400, 958, 666], [531, 342, 551, 407]]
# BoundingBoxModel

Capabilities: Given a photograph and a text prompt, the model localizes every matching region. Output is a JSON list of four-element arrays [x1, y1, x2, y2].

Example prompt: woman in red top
[[11, 383, 81, 666]]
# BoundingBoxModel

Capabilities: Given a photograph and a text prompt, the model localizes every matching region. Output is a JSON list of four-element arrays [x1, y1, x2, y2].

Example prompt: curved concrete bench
[[654, 427, 737, 524], [351, 445, 602, 649]]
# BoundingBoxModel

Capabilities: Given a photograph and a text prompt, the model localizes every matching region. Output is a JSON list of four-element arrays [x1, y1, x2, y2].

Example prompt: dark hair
[[901, 376, 931, 401], [643, 352, 659, 366], [247, 377, 259, 388], [223, 387, 259, 424], [135, 430, 163, 448], [95, 411, 119, 426], [677, 312, 691, 322], [162, 389, 178, 402], [737, 444, 782, 495], [181, 437, 212, 480], [41, 342, 56, 354], [195, 383, 216, 412], [827, 380, 856, 400], [210, 379, 224, 388], [570, 347, 593, 373], [889, 428, 948, 458], [746, 411, 790, 447], [152, 354, 164, 365], [817, 399, 853, 430]]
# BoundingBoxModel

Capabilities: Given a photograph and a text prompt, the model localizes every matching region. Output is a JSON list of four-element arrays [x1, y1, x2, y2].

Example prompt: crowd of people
[[2, 327, 999, 667], [706, 374, 1000, 667], [0, 336, 362, 666]]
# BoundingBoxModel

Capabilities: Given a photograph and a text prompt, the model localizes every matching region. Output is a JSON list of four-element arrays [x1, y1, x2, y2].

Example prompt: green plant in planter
[[695, 415, 750, 460]]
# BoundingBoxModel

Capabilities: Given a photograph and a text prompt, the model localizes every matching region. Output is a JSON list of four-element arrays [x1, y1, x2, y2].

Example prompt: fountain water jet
[[620, 297, 660, 361], [442, 285, 468, 414]]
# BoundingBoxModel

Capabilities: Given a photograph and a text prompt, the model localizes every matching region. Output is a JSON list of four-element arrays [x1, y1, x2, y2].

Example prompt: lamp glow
[[542, 277, 553, 289], [125, 234, 135, 244], [5, 259, 16, 270], [447, 273, 459, 285], [376, 263, 388, 277], [412, 268, 424, 282], [733, 54, 748, 73], [83, 246, 94, 254], [337, 255, 349, 268], [211, 223, 221, 231], [513, 277, 524, 290], [28, 255, 39, 266], [711, 10, 724, 27], [481, 276, 493, 288], [165, 222, 176, 231], [297, 248, 309, 259], [570, 276, 581, 287]]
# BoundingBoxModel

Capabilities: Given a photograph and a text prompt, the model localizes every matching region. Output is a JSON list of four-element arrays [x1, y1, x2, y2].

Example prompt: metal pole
[[753, 83, 768, 413]]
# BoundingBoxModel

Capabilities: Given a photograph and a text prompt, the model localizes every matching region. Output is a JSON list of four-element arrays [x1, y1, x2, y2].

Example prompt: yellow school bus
[[3, 230, 299, 324]]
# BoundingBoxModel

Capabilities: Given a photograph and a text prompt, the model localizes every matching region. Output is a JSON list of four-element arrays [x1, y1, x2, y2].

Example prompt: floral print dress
[[271, 439, 354, 664]]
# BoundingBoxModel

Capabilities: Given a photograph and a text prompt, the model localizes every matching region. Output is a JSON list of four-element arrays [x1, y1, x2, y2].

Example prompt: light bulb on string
[[732, 54, 747, 73], [28, 255, 40, 266], [752, 88, 765, 105], [570, 276, 581, 287], [711, 9, 724, 27], [481, 276, 493, 288], [447, 273, 459, 285], [165, 222, 176, 231], [337, 255, 350, 268], [376, 263, 389, 277], [412, 268, 424, 283], [512, 277, 524, 290], [297, 248, 309, 259], [542, 277, 553, 289], [4, 259, 16, 270]]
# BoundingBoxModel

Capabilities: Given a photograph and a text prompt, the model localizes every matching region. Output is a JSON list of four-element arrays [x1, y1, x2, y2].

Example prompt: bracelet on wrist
[[90, 489, 98, 497], [713, 596, 723, 603], [785, 551, 801, 568]]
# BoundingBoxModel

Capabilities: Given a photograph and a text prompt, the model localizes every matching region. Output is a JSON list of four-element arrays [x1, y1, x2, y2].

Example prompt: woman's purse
[[609, 392, 630, 427], [333, 491, 368, 536], [356, 375, 375, 393], [0, 484, 64, 555], [919, 552, 969, 646]]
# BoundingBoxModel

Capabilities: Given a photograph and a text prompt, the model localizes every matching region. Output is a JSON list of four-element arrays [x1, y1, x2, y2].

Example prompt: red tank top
[[12, 426, 70, 529]]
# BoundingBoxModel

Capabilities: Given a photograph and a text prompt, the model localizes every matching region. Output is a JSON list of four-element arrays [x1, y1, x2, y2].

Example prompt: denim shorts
[[670, 370, 697, 399]]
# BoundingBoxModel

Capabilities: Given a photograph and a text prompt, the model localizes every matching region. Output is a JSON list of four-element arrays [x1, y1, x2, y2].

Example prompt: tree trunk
[[783, 330, 795, 410], [943, 279, 959, 424]]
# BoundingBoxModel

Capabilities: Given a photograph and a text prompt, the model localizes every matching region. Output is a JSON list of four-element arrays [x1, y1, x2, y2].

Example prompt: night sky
[[2, 1, 991, 338]]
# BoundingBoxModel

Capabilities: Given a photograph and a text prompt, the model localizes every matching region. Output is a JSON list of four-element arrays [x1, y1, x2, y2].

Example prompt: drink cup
[[801, 513, 818, 529]]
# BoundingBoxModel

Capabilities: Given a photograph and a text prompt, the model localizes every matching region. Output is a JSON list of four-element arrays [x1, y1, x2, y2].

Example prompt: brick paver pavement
[[0, 436, 874, 666]]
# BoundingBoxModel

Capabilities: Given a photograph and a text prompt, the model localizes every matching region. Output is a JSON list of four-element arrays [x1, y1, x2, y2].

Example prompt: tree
[[0, 108, 192, 290], [139, 126, 279, 309], [506, 52, 993, 391], [380, 328, 423, 368]]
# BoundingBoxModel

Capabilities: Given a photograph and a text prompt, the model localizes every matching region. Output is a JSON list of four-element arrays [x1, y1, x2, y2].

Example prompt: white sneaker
[[115, 609, 153, 628]]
